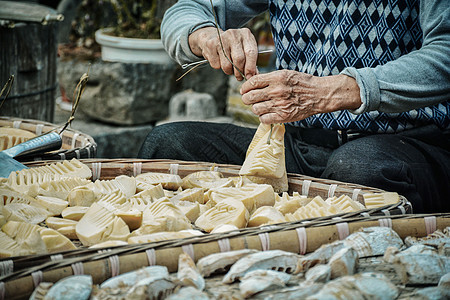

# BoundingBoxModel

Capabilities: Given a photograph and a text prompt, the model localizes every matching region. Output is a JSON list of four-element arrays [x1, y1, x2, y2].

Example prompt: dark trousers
[[138, 122, 450, 213]]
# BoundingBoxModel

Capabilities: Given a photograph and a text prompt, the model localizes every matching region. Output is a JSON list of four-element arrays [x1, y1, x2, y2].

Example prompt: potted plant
[[94, 0, 173, 63], [57, 0, 230, 126]]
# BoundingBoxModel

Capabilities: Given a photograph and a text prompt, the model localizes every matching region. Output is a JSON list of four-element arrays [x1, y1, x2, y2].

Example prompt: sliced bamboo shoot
[[195, 199, 249, 232], [76, 202, 130, 246]]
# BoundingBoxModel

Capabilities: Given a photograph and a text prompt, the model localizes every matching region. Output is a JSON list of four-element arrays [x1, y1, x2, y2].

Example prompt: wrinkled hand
[[240, 70, 362, 124], [189, 27, 258, 81]]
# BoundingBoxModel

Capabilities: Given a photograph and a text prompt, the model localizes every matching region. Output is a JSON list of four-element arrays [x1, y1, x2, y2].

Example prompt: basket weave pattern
[[0, 117, 97, 160], [0, 158, 446, 300]]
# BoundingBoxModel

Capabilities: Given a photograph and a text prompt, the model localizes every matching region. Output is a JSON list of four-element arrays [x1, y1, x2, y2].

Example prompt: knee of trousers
[[322, 136, 406, 187], [138, 123, 193, 158]]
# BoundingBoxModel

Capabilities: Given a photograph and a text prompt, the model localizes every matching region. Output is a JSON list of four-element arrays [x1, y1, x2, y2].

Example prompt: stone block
[[177, 66, 229, 115], [169, 90, 217, 120], [67, 119, 152, 158], [58, 58, 178, 125], [54, 104, 153, 158], [58, 58, 229, 126]]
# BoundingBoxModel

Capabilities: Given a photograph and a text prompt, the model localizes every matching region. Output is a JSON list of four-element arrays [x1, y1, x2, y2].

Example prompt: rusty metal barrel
[[0, 0, 63, 122]]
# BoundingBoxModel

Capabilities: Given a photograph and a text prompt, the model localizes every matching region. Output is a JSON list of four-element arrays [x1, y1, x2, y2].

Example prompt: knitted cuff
[[341, 67, 381, 115], [177, 21, 216, 64]]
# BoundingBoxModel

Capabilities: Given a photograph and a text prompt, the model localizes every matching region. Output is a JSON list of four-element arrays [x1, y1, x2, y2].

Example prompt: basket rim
[[0, 116, 97, 160], [0, 213, 447, 285], [25, 158, 411, 211], [5, 159, 412, 265], [0, 116, 96, 141]]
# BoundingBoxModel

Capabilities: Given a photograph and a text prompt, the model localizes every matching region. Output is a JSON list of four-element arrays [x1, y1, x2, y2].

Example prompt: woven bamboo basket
[[1, 213, 448, 300], [25, 158, 412, 215], [0, 158, 425, 299], [0, 117, 96, 160]]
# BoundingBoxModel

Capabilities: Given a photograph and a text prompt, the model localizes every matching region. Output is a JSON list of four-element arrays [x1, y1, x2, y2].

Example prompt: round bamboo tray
[[0, 158, 421, 299], [1, 213, 448, 300], [0, 117, 96, 160], [25, 158, 412, 217]]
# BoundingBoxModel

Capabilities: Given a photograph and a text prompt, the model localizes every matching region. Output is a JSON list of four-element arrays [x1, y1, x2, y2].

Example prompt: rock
[[58, 58, 229, 126], [54, 104, 153, 158], [178, 66, 229, 115], [80, 60, 177, 125], [169, 90, 217, 120]]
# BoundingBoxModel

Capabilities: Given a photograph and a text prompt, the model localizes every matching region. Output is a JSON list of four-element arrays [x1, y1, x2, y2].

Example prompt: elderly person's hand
[[189, 27, 258, 81], [240, 70, 362, 124]]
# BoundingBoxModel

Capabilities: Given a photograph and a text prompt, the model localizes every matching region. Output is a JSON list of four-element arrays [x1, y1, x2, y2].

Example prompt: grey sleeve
[[161, 0, 268, 65], [342, 0, 450, 114]]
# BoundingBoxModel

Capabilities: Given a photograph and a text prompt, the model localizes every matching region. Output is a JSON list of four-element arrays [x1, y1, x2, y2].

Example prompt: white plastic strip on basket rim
[[71, 133, 80, 149], [352, 188, 361, 203], [218, 238, 231, 253], [336, 222, 350, 240], [86, 146, 91, 158], [378, 218, 392, 228], [328, 184, 338, 198], [12, 120, 21, 128], [406, 200, 413, 213], [302, 180, 311, 197], [133, 162, 142, 177], [398, 205, 406, 215], [109, 255, 120, 278], [35, 124, 44, 136], [31, 271, 43, 288], [382, 209, 391, 216], [71, 262, 84, 275], [360, 212, 370, 217], [59, 152, 66, 160], [169, 163, 179, 175], [295, 227, 307, 255], [258, 232, 270, 251], [182, 244, 195, 260], [75, 149, 81, 159], [91, 162, 102, 181], [50, 254, 64, 261], [146, 249, 156, 266], [0, 260, 13, 277], [424, 216, 437, 235], [97, 249, 120, 278]]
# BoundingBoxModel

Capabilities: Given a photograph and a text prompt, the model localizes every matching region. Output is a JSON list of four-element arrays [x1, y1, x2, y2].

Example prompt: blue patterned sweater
[[161, 0, 450, 133]]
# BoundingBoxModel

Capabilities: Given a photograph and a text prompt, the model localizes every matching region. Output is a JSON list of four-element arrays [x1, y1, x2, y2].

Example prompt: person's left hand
[[240, 70, 362, 124]]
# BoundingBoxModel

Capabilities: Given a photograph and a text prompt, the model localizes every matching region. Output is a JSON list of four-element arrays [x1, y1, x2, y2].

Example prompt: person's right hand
[[188, 27, 258, 81]]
